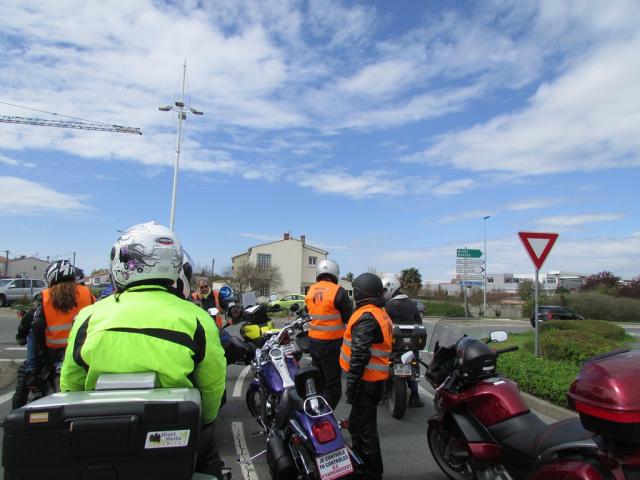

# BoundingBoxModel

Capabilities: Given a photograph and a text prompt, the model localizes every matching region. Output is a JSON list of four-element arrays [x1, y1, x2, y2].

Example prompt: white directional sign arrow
[[456, 265, 485, 274]]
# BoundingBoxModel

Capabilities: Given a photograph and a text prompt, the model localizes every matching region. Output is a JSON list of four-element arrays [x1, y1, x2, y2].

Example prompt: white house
[[232, 233, 335, 297], [2, 256, 49, 279]]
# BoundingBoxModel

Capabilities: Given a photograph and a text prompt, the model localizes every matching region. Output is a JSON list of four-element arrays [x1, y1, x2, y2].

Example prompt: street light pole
[[159, 61, 203, 231], [483, 215, 490, 317]]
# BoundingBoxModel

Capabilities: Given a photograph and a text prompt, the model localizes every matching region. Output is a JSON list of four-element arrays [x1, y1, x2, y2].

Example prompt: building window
[[308, 256, 317, 266], [487, 278, 494, 283], [257, 253, 271, 269]]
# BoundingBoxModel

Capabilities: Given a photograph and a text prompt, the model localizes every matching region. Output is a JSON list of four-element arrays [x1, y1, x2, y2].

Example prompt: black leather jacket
[[385, 293, 421, 325], [345, 297, 386, 406]]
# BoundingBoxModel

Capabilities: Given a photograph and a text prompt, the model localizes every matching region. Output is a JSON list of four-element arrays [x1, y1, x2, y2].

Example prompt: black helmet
[[353, 273, 384, 306], [45, 260, 76, 286]]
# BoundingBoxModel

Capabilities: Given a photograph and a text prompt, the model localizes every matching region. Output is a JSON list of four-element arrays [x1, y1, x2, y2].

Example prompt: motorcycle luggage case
[[392, 324, 427, 352], [2, 388, 202, 480], [567, 349, 640, 446]]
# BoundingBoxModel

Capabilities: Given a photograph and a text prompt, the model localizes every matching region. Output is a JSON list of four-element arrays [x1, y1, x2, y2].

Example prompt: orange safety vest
[[305, 280, 345, 341], [43, 285, 95, 350], [339, 304, 393, 382], [192, 289, 223, 329]]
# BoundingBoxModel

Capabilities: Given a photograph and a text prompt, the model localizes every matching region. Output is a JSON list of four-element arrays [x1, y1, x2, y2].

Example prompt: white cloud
[[0, 176, 90, 215], [297, 171, 406, 199], [438, 209, 494, 224], [431, 179, 475, 197], [413, 34, 640, 176], [536, 213, 623, 228], [507, 198, 563, 211]]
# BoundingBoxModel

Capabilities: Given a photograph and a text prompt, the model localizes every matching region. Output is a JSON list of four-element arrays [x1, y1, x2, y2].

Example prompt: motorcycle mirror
[[208, 307, 219, 317], [401, 351, 415, 365], [490, 330, 508, 343]]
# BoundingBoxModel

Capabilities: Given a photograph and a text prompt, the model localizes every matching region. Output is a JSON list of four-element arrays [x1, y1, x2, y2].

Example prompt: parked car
[[0, 278, 47, 307], [530, 305, 583, 327], [267, 294, 306, 311]]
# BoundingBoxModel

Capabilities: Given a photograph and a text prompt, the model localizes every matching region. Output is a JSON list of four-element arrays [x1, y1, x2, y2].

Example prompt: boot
[[408, 393, 424, 408]]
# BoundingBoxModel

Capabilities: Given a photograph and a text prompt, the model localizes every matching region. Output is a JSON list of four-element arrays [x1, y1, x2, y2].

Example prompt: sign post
[[456, 248, 484, 320], [518, 232, 559, 358]]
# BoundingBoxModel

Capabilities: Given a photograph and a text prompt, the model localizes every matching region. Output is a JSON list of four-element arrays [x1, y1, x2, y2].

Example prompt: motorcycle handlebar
[[494, 345, 519, 356]]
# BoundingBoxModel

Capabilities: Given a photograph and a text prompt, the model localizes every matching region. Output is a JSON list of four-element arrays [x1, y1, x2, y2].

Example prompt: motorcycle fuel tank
[[262, 356, 299, 393], [466, 378, 530, 426]]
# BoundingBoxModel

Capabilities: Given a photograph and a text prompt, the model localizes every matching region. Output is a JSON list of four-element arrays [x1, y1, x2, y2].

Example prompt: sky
[[1, 0, 639, 283]]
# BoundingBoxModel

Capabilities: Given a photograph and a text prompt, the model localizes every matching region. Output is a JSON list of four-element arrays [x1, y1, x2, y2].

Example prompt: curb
[[521, 391, 577, 421]]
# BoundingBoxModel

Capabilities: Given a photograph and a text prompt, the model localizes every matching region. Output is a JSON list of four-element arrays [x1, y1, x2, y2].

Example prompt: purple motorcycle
[[245, 312, 360, 480]]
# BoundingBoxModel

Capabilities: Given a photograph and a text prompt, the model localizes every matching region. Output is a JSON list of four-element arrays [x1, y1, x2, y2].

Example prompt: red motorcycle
[[424, 326, 640, 480]]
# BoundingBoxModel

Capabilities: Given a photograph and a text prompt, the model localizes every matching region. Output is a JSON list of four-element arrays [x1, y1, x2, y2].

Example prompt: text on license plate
[[394, 364, 412, 376], [316, 446, 354, 480]]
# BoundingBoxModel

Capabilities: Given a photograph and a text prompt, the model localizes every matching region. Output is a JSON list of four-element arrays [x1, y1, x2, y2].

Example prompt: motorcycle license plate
[[315, 446, 354, 480], [394, 364, 412, 376]]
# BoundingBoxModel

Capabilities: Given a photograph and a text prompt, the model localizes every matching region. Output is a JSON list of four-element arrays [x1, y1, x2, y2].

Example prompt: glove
[[16, 336, 26, 347], [345, 374, 361, 405]]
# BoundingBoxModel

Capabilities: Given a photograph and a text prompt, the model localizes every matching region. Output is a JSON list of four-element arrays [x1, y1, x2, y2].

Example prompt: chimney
[[284, 233, 290, 240], [301, 235, 306, 244]]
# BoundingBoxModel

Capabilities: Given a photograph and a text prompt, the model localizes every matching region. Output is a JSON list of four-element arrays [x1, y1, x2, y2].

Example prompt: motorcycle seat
[[274, 387, 305, 429], [489, 413, 595, 459]]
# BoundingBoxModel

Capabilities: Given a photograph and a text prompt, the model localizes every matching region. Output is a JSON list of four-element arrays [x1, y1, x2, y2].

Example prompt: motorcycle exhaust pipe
[[266, 433, 297, 480]]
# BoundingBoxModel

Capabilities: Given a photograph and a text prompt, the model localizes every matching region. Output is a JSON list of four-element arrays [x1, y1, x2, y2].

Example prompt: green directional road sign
[[457, 248, 483, 258]]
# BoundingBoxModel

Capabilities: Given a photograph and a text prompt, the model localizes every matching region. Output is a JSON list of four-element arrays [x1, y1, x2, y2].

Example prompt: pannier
[[567, 349, 640, 446], [2, 387, 202, 480], [392, 324, 427, 352]]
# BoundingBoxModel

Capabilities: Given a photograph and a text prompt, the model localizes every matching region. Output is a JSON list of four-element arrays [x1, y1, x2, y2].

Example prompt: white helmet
[[381, 273, 401, 301], [110, 221, 183, 290], [316, 259, 340, 283]]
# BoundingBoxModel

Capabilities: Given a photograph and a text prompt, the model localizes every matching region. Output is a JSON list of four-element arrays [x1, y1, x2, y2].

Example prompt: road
[[0, 307, 638, 479]]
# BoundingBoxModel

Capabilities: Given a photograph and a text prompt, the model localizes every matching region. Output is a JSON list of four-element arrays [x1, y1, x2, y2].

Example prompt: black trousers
[[348, 398, 383, 479], [309, 337, 343, 409], [196, 421, 224, 478]]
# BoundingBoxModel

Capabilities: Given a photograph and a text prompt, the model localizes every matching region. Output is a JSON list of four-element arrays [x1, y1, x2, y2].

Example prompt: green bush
[[542, 319, 627, 341], [539, 330, 619, 365], [424, 301, 465, 317], [522, 291, 640, 322]]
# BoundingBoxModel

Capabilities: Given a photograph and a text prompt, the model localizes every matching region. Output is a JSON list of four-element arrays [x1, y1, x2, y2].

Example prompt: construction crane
[[0, 115, 142, 135]]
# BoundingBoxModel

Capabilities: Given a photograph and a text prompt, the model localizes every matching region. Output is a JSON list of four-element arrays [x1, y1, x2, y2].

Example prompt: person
[[339, 273, 392, 480], [59, 221, 227, 478], [381, 273, 425, 408], [304, 259, 353, 409], [15, 307, 34, 347], [13, 261, 96, 408], [191, 278, 226, 328]]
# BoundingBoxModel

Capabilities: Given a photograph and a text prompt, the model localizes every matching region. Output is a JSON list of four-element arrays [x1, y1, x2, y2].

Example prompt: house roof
[[232, 236, 327, 260]]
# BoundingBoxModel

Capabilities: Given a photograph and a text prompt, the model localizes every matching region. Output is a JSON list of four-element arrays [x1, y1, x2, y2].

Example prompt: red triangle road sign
[[518, 231, 559, 270]]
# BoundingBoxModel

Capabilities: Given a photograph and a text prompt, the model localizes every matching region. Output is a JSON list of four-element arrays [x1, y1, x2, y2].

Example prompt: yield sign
[[518, 231, 559, 270]]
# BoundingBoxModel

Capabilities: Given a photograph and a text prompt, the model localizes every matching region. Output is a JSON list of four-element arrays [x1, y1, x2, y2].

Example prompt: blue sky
[[1, 0, 639, 282]]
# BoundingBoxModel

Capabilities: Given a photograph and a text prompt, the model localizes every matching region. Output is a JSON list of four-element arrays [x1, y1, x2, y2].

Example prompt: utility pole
[[72, 251, 76, 266], [3, 250, 8, 278], [211, 258, 215, 276], [159, 61, 203, 231], [483, 216, 490, 317]]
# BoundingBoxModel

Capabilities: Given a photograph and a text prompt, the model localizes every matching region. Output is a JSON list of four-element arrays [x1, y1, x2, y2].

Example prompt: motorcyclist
[[305, 259, 353, 409], [339, 273, 393, 480], [59, 221, 227, 478], [381, 273, 425, 408], [12, 260, 95, 408], [192, 279, 230, 329]]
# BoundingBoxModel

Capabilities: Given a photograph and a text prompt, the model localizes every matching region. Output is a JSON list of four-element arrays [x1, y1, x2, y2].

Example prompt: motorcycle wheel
[[428, 423, 477, 480], [387, 378, 408, 420], [245, 385, 262, 425]]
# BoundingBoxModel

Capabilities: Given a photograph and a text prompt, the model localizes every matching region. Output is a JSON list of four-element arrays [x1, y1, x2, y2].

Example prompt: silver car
[[0, 278, 47, 306]]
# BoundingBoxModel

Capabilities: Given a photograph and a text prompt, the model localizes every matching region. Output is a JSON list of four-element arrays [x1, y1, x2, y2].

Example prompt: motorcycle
[[424, 320, 640, 480], [245, 306, 360, 480], [11, 349, 63, 409], [383, 323, 427, 419]]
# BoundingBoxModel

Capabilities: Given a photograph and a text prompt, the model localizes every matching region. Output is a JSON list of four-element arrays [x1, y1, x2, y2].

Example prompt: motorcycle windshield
[[427, 318, 498, 355]]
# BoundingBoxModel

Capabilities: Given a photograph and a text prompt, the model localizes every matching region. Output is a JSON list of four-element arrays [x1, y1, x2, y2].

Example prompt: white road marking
[[418, 385, 435, 400], [5, 347, 26, 351], [0, 391, 14, 404], [232, 421, 259, 480], [0, 358, 25, 362], [233, 366, 251, 398]]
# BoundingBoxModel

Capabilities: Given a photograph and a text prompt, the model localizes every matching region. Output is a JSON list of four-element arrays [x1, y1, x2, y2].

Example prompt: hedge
[[523, 291, 640, 322], [423, 301, 466, 317]]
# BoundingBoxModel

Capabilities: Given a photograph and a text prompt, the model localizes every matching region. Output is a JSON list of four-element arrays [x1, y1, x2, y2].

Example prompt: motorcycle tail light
[[338, 419, 350, 429], [291, 434, 303, 445], [312, 420, 337, 444]]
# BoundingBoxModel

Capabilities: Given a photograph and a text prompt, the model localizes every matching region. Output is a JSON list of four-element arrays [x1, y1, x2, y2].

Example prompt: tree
[[90, 268, 109, 275], [225, 260, 283, 296], [487, 291, 512, 317], [518, 280, 534, 302], [581, 271, 620, 295], [400, 268, 422, 297], [341, 272, 354, 282], [619, 276, 640, 299]]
